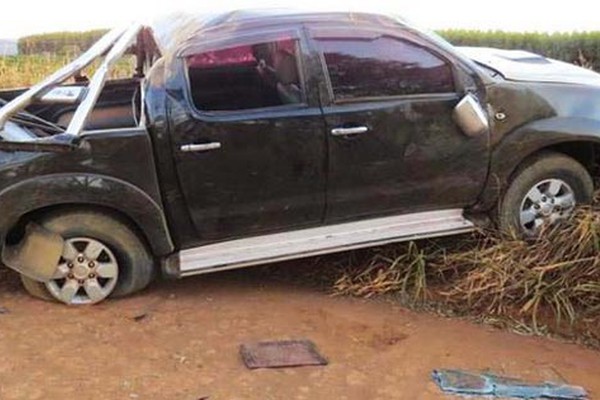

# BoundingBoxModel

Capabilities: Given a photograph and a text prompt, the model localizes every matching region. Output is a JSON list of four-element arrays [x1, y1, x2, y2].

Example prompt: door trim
[[176, 209, 474, 277]]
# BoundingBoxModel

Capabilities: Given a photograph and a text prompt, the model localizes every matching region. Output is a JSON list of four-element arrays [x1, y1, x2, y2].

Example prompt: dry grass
[[437, 211, 600, 327], [334, 241, 431, 300], [0, 55, 136, 90], [330, 205, 600, 346]]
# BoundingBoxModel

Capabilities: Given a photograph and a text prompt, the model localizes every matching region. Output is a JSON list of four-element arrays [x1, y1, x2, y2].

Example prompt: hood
[[458, 46, 600, 87]]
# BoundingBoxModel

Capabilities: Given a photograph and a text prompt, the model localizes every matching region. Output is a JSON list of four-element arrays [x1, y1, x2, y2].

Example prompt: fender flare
[[475, 116, 600, 211], [0, 173, 174, 256]]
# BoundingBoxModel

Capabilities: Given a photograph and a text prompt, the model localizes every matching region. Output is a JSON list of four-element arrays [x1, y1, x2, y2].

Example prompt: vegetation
[[0, 54, 135, 89], [0, 29, 128, 89], [330, 203, 600, 347], [439, 29, 600, 71], [18, 29, 108, 56]]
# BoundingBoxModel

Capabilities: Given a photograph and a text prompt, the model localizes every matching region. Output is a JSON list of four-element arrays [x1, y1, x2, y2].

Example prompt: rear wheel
[[20, 210, 155, 305], [498, 151, 594, 236]]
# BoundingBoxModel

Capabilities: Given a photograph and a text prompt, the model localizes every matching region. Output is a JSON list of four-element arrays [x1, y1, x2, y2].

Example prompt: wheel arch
[[7, 204, 153, 252], [509, 141, 599, 182], [0, 173, 175, 258], [474, 117, 600, 212]]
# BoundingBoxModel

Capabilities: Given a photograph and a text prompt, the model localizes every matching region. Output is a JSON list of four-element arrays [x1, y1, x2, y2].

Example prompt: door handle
[[331, 126, 369, 136], [180, 142, 222, 153]]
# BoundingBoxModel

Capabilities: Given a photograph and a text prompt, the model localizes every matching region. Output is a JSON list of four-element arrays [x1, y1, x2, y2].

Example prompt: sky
[[0, 0, 598, 39]]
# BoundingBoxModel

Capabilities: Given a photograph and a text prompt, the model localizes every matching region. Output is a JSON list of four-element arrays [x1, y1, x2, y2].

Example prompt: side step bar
[[177, 209, 474, 277]]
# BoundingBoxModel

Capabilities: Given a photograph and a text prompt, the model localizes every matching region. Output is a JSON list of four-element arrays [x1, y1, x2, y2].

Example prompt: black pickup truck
[[1, 10, 600, 305]]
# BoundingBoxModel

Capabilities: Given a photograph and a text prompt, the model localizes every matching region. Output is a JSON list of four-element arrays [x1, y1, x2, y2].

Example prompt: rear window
[[316, 35, 455, 100], [186, 38, 304, 112]]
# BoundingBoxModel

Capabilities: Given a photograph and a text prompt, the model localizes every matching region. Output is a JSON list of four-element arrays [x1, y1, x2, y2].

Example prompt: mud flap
[[2, 223, 64, 282]]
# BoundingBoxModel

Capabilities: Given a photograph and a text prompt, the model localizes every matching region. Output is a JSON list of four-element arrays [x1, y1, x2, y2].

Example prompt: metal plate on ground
[[240, 340, 328, 369], [432, 369, 588, 399]]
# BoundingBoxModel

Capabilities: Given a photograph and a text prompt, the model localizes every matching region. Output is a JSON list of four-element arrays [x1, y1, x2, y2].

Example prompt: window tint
[[186, 38, 304, 112], [316, 35, 455, 100]]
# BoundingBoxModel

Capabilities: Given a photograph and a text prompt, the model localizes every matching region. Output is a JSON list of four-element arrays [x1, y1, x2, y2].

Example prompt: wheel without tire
[[20, 210, 155, 305], [498, 151, 594, 237]]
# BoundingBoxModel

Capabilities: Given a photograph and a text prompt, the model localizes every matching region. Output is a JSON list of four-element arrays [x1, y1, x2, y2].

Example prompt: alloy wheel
[[519, 178, 576, 236], [45, 237, 119, 305]]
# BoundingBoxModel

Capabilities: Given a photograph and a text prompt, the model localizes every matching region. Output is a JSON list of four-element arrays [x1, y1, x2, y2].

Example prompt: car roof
[[150, 9, 405, 56]]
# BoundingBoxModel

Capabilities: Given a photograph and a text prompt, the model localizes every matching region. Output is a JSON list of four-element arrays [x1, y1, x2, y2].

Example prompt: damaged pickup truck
[[2, 10, 600, 305]]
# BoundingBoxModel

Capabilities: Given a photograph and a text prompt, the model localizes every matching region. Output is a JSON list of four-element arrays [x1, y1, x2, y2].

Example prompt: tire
[[498, 151, 594, 237], [21, 210, 155, 304], [20, 274, 54, 301]]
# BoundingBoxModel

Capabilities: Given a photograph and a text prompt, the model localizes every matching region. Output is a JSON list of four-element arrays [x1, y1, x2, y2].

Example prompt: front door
[[308, 26, 489, 222], [170, 29, 326, 242]]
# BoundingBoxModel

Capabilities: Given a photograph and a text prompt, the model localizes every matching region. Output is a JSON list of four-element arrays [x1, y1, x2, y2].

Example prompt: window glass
[[186, 38, 304, 112], [316, 35, 455, 100]]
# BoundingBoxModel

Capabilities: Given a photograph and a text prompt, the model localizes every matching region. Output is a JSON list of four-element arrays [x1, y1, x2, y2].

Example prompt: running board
[[177, 209, 474, 277]]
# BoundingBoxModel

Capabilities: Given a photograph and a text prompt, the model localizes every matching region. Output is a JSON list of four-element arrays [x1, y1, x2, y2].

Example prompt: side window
[[315, 35, 455, 101], [186, 38, 304, 112]]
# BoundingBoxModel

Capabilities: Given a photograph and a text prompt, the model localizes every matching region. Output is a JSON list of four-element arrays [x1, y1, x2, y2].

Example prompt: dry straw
[[332, 205, 600, 343]]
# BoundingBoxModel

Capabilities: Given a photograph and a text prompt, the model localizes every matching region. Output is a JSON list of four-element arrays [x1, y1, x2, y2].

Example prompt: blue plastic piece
[[432, 369, 587, 399]]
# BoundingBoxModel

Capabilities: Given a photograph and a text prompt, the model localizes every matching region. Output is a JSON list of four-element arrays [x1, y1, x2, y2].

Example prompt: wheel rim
[[519, 178, 576, 236], [45, 237, 119, 305]]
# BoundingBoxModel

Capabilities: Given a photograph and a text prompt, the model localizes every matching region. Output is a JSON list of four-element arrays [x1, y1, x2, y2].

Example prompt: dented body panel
[[2, 223, 64, 281], [0, 128, 173, 256]]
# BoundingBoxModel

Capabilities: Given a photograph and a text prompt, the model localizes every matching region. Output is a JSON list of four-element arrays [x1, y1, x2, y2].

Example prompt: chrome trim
[[177, 209, 474, 277], [66, 24, 143, 135], [0, 27, 128, 131], [180, 142, 222, 152], [331, 126, 369, 136], [139, 79, 147, 127]]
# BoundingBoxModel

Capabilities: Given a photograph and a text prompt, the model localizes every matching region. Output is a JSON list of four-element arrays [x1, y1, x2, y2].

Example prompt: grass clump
[[334, 241, 431, 300], [331, 206, 600, 346], [439, 209, 600, 326]]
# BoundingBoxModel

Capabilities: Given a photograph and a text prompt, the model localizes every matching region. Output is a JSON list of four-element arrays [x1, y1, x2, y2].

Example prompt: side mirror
[[453, 93, 489, 137]]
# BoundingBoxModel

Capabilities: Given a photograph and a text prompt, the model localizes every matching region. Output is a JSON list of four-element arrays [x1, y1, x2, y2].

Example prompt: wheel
[[20, 210, 155, 305], [498, 151, 594, 237]]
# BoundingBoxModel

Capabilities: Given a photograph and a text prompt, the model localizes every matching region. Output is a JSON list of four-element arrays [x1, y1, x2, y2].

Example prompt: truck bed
[[0, 78, 140, 132]]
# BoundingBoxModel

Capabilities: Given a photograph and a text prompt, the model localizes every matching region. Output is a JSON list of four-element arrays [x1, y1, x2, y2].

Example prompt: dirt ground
[[0, 264, 598, 400]]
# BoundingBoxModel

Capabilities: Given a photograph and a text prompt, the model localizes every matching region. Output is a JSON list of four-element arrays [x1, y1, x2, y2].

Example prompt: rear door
[[169, 29, 327, 242], [308, 26, 489, 222]]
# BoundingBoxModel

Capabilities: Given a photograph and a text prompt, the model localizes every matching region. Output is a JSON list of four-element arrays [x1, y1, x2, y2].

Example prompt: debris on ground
[[129, 296, 168, 322], [0, 306, 9, 314], [131, 312, 148, 322], [240, 339, 328, 369], [432, 369, 588, 399]]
